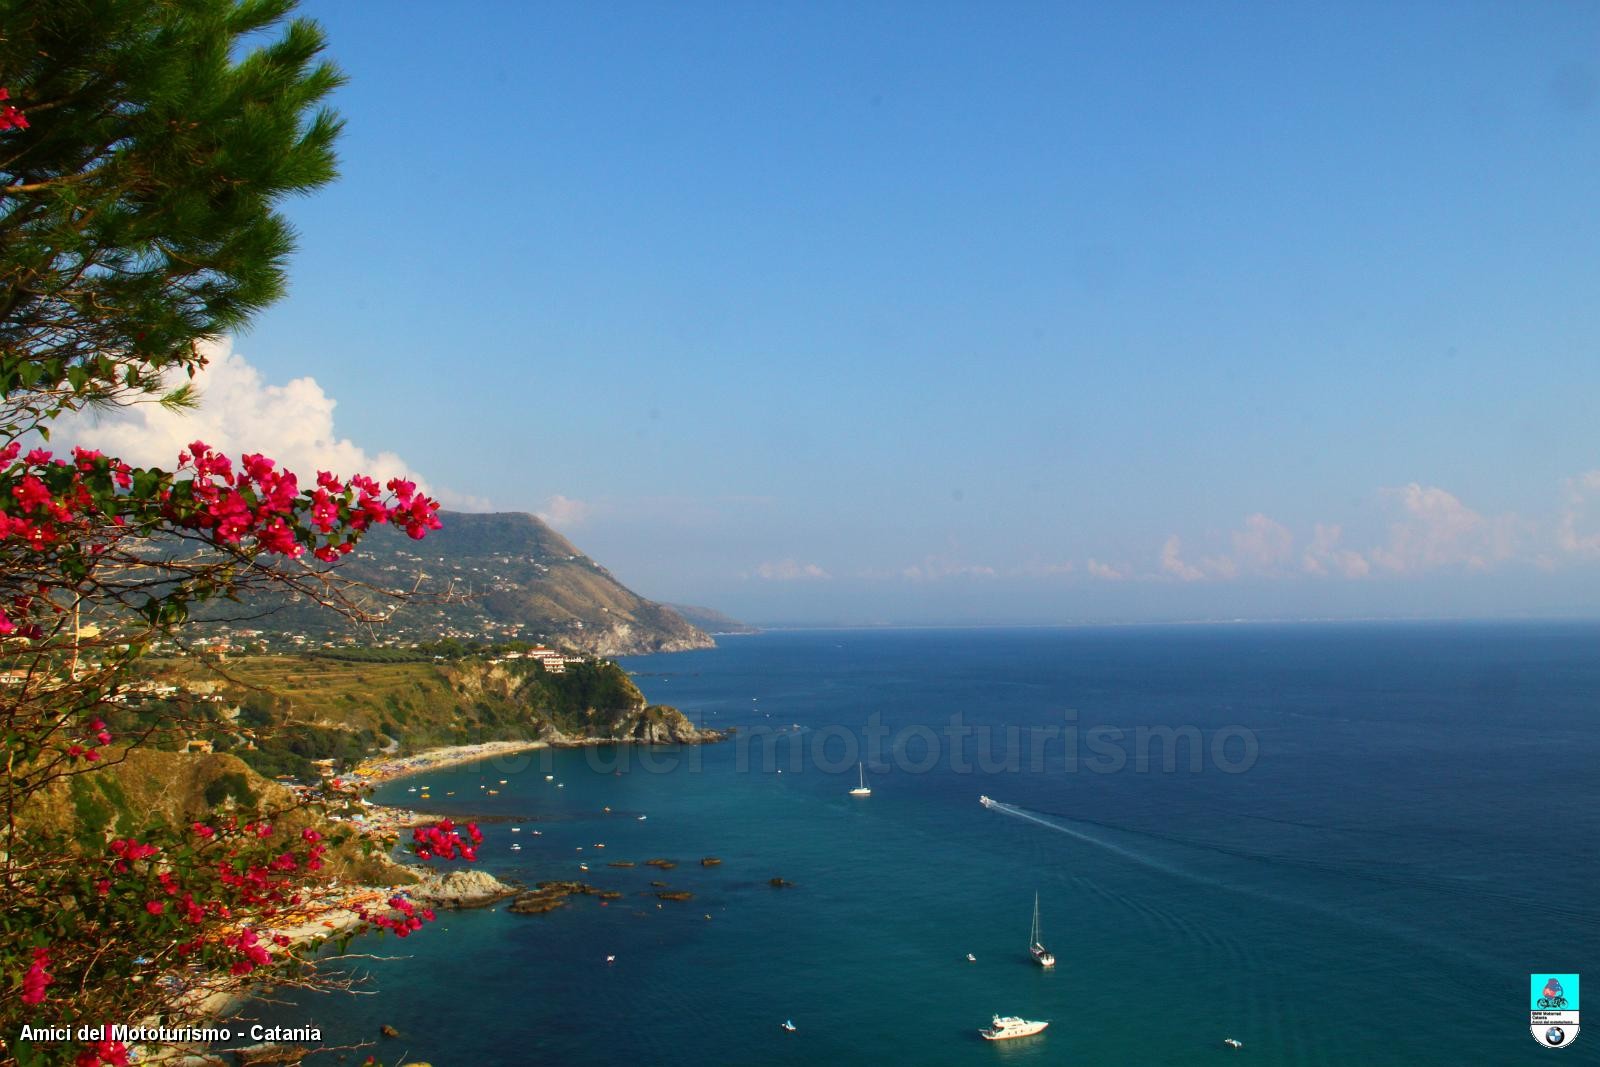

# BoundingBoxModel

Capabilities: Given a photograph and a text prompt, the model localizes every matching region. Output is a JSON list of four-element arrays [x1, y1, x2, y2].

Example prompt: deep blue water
[[245, 624, 1600, 1064]]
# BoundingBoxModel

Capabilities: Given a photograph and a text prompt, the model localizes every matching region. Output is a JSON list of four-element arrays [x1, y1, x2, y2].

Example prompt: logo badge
[[1531, 974, 1580, 1049]]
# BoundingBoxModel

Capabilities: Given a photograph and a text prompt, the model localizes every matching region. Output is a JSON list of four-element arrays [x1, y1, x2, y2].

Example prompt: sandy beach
[[353, 739, 550, 783]]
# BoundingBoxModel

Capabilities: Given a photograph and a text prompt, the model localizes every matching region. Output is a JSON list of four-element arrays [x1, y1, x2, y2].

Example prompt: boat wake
[[979, 796, 1209, 884], [979, 796, 1600, 941]]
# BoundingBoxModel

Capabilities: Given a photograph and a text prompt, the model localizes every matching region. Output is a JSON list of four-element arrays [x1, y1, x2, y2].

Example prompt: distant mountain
[[667, 603, 760, 634], [204, 511, 714, 656]]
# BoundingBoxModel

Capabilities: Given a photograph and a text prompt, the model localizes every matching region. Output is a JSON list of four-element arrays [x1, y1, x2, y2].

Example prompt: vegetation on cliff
[[122, 653, 719, 782]]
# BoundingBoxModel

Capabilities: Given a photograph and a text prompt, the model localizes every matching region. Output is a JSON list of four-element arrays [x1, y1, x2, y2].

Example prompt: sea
[[242, 623, 1599, 1064]]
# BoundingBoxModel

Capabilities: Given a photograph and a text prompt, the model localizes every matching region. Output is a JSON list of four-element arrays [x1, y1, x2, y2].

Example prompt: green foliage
[[67, 776, 113, 838], [202, 770, 255, 808], [0, 0, 345, 433]]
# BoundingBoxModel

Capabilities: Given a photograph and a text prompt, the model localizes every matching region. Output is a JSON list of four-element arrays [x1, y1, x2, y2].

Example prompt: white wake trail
[[981, 797, 1206, 883]]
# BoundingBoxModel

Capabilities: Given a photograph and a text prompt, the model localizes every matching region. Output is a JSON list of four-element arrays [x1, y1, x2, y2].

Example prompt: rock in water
[[409, 868, 517, 908]]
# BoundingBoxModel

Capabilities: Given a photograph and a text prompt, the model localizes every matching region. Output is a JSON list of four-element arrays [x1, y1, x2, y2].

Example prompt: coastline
[[352, 739, 550, 783]]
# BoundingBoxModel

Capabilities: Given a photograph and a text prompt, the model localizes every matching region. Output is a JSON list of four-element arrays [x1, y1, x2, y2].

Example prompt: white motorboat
[[966, 953, 977, 962], [978, 794, 995, 808], [980, 1015, 1048, 1041], [1029, 892, 1056, 969], [510, 843, 521, 851], [1224, 1038, 1243, 1049], [781, 1020, 797, 1033], [849, 762, 872, 797]]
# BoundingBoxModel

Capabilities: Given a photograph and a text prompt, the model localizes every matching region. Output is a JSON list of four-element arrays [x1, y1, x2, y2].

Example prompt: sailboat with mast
[[848, 762, 871, 797], [1029, 892, 1056, 969]]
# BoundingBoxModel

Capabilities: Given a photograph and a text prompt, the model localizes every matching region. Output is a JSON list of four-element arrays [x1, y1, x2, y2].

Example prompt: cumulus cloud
[[1368, 483, 1519, 573], [1232, 513, 1294, 574], [1159, 535, 1206, 582], [1086, 558, 1131, 581], [1158, 517, 1288, 582], [49, 338, 432, 491], [537, 495, 592, 529], [1301, 523, 1371, 578], [1557, 470, 1600, 557], [752, 559, 831, 581]]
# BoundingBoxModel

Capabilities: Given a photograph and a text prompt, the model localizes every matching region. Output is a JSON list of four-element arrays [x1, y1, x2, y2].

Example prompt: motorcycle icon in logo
[[1541, 979, 1569, 1010]]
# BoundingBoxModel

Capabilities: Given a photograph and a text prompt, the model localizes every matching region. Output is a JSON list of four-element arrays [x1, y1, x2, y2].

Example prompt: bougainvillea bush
[[1, 3, 463, 1063]]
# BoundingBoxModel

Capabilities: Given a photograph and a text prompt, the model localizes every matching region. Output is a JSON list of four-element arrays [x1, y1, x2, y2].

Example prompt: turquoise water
[[246, 624, 1599, 1064]]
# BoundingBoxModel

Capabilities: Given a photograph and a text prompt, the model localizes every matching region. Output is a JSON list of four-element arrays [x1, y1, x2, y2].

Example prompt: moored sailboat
[[1029, 892, 1055, 969], [848, 762, 871, 796]]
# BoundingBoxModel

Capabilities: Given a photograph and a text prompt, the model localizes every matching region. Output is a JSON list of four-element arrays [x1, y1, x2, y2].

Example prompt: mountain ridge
[[205, 510, 714, 657]]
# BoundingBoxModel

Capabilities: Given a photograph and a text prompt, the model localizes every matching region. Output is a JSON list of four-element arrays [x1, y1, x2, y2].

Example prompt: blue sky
[[120, 1, 1600, 623]]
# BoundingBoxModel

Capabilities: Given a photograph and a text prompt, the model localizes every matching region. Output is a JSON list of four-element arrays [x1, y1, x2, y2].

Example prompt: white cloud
[[1557, 470, 1600, 557], [1159, 535, 1206, 582], [1368, 483, 1519, 573], [1232, 513, 1294, 574], [900, 556, 999, 582], [752, 559, 831, 581], [1086, 558, 1131, 581], [1302, 523, 1371, 578], [50, 338, 433, 491], [537, 494, 591, 529]]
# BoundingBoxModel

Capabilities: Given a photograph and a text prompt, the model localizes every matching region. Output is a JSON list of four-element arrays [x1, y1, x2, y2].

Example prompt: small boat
[[532, 830, 542, 836], [980, 1016, 1048, 1041], [1029, 892, 1056, 969], [487, 789, 499, 795], [579, 863, 589, 871], [1224, 1038, 1243, 1049], [637, 815, 647, 821], [407, 787, 417, 793], [545, 775, 554, 781], [603, 806, 611, 813], [510, 843, 522, 851], [557, 783, 565, 789], [966, 953, 977, 962], [605, 955, 615, 964], [781, 1020, 797, 1033], [595, 843, 605, 848], [511, 827, 521, 833], [499, 779, 507, 785], [849, 762, 872, 797], [978, 794, 995, 808]]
